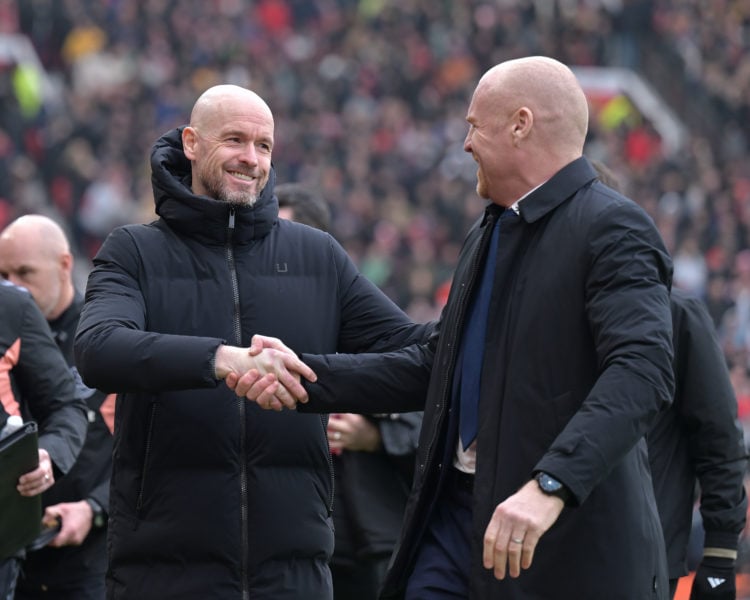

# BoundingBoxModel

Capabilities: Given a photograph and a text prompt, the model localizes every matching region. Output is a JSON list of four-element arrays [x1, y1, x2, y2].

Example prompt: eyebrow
[[220, 129, 273, 143], [220, 129, 246, 138]]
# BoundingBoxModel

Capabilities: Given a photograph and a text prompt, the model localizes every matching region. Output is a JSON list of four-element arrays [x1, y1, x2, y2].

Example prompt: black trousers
[[405, 468, 474, 599], [332, 556, 390, 600], [16, 573, 106, 600]]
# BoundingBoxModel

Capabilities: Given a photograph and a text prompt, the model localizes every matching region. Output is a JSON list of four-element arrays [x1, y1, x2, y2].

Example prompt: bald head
[[0, 214, 74, 319], [464, 56, 590, 205], [190, 85, 274, 132], [2, 214, 70, 256], [183, 85, 274, 206], [478, 56, 589, 155]]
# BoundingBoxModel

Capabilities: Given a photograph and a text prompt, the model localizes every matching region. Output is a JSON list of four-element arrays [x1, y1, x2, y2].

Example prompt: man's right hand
[[43, 500, 93, 547], [217, 337, 316, 410]]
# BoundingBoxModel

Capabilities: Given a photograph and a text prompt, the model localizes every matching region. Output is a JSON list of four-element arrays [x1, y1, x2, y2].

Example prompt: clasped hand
[[17, 448, 55, 497], [220, 335, 315, 410]]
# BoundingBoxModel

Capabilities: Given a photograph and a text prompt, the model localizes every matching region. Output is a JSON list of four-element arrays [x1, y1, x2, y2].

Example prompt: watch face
[[86, 499, 106, 528], [537, 473, 562, 492]]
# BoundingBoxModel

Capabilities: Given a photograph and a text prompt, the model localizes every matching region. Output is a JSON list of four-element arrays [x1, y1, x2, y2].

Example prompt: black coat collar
[[518, 156, 597, 224]]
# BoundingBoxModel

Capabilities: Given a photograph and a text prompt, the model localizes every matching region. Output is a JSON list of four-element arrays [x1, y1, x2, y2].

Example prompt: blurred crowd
[[1, 0, 750, 424], [2, 0, 750, 592]]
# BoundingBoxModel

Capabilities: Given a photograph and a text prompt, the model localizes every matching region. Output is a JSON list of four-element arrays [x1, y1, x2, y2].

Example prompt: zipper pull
[[228, 207, 236, 230]]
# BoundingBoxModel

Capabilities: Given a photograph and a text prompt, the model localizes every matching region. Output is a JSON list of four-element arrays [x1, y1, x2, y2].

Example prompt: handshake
[[214, 334, 316, 411]]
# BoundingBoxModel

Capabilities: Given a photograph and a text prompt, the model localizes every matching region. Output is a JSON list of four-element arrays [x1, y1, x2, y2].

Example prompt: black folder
[[0, 421, 41, 559]]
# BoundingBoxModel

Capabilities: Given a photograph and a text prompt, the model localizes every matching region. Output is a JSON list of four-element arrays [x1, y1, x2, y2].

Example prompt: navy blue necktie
[[458, 209, 516, 450]]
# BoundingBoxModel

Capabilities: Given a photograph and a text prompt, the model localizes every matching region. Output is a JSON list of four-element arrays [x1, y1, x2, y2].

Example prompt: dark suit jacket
[[302, 157, 675, 600]]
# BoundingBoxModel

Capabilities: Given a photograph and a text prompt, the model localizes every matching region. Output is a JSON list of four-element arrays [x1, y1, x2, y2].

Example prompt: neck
[[48, 284, 76, 322]]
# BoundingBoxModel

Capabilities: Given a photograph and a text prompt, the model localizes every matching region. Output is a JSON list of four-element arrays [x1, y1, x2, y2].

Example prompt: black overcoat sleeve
[[674, 290, 748, 551], [15, 292, 87, 475], [300, 324, 438, 415]]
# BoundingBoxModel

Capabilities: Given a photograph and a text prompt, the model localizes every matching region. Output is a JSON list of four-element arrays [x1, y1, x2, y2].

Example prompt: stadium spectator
[[594, 159, 748, 599], [656, 288, 748, 600], [0, 214, 114, 600], [0, 281, 87, 599]]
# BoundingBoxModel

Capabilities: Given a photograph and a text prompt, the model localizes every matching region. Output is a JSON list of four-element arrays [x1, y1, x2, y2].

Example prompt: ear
[[60, 252, 73, 278], [182, 127, 198, 160], [511, 107, 533, 146]]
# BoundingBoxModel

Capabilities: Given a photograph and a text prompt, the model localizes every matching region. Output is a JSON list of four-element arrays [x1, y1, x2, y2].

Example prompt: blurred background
[[2, 0, 750, 590], [2, 1, 749, 398]]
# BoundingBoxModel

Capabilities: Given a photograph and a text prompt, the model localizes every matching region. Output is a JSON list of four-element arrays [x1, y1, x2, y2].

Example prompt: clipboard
[[0, 421, 41, 559]]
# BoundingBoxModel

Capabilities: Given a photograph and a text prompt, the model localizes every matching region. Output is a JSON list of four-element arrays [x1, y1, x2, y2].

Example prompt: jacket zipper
[[321, 415, 335, 514], [226, 208, 250, 600], [136, 401, 157, 514]]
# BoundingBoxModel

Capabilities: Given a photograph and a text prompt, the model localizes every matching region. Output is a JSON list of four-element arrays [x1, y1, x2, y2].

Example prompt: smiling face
[[463, 79, 515, 203], [463, 57, 590, 207], [182, 86, 274, 206]]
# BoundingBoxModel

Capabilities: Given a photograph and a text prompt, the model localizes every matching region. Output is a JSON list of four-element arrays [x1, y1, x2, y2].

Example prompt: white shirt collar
[[509, 180, 547, 215]]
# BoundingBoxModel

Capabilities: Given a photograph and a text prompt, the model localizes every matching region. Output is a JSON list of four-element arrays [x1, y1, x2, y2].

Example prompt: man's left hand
[[483, 479, 565, 580], [17, 448, 55, 497], [327, 413, 381, 453], [690, 556, 736, 600]]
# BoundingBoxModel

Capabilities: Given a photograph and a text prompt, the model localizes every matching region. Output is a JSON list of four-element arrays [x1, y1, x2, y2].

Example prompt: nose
[[238, 143, 258, 165], [463, 129, 472, 154]]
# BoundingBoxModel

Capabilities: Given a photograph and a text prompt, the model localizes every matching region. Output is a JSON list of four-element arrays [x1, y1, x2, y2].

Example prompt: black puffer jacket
[[74, 127, 428, 600]]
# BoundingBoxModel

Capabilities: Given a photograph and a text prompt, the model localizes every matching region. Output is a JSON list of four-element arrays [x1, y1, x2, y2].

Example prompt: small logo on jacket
[[276, 263, 288, 273], [708, 577, 726, 589]]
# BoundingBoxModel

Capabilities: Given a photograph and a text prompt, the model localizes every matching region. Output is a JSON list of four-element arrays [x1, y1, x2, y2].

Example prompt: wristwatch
[[534, 472, 572, 504], [86, 498, 106, 529]]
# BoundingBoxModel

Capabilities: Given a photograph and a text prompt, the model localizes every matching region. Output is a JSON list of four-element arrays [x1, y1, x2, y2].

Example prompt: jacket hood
[[150, 126, 278, 245]]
